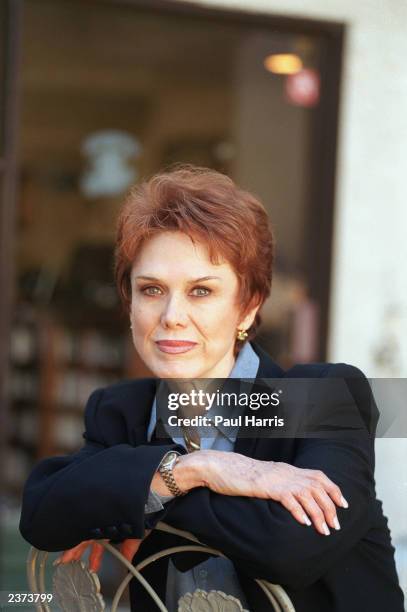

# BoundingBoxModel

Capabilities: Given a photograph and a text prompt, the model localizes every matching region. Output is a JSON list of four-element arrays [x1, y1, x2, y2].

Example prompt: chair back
[[26, 521, 296, 612]]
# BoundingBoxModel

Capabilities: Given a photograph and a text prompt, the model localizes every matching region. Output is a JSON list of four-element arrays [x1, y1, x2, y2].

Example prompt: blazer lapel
[[234, 343, 285, 457], [128, 377, 157, 446]]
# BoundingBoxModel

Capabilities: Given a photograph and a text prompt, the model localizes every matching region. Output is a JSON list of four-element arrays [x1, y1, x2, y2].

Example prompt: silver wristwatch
[[158, 451, 185, 497]]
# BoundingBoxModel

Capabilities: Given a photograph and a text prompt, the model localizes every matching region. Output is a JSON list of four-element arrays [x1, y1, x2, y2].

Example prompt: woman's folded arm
[[19, 389, 186, 552], [165, 435, 374, 589], [164, 364, 376, 589]]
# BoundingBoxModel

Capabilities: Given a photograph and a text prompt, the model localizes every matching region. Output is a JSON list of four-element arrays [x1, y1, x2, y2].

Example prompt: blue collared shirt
[[145, 342, 259, 611]]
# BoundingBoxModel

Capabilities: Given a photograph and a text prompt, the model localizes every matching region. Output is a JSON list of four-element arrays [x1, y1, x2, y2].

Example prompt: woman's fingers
[[281, 484, 341, 534], [89, 542, 106, 573], [295, 489, 332, 536], [309, 470, 348, 509], [311, 486, 341, 531], [280, 493, 312, 527]]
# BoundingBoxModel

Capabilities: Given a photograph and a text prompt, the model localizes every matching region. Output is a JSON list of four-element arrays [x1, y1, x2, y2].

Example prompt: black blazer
[[19, 344, 404, 612]]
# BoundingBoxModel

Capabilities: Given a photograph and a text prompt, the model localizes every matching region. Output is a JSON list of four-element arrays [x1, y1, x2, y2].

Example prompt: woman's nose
[[160, 294, 188, 329]]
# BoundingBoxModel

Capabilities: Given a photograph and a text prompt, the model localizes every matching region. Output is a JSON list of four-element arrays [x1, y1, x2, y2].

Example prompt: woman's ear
[[239, 295, 262, 331]]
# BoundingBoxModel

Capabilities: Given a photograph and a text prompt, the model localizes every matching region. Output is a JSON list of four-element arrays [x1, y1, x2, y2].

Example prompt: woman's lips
[[155, 340, 197, 354]]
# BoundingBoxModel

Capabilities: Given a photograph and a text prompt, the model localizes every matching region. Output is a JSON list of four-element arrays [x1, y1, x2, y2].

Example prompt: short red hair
[[115, 165, 274, 346]]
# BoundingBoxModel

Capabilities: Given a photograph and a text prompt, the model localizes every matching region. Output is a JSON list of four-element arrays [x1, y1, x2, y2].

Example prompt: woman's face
[[129, 231, 259, 379]]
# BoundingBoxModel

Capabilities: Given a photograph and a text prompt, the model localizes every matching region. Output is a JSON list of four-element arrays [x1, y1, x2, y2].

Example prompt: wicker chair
[[26, 521, 295, 612]]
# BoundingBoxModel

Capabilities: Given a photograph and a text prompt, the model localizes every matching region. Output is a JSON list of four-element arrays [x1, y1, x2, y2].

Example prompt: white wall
[[179, 0, 407, 592]]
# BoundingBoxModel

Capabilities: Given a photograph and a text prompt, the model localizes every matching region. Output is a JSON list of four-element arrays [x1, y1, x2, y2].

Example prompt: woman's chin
[[151, 358, 201, 379], [156, 366, 200, 379]]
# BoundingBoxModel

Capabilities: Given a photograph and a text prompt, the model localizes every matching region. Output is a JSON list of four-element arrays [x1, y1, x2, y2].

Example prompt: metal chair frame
[[26, 521, 295, 612]]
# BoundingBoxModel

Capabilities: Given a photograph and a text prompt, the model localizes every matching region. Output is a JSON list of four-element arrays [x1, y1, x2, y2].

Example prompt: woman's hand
[[53, 531, 152, 573], [180, 450, 348, 537]]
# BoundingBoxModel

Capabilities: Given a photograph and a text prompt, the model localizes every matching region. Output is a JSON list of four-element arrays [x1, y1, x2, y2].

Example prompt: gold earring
[[236, 328, 248, 341]]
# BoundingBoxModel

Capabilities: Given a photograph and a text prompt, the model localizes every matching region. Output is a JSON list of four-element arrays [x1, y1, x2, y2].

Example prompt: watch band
[[158, 452, 186, 497]]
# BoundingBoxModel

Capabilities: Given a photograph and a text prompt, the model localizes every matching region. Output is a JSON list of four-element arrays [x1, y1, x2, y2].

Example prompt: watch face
[[162, 451, 178, 468]]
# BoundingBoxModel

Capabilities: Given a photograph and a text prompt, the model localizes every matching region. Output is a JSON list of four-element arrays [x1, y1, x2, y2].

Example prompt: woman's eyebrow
[[188, 276, 222, 283], [133, 275, 222, 283], [133, 275, 161, 281]]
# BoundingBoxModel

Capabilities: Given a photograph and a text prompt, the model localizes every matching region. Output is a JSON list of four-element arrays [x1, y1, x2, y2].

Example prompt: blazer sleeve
[[19, 388, 187, 552], [163, 364, 378, 589]]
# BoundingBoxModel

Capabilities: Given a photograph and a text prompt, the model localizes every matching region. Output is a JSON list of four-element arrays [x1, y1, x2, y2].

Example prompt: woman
[[20, 166, 404, 611]]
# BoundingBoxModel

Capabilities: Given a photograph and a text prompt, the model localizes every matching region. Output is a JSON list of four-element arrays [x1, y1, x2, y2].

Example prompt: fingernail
[[322, 522, 330, 536], [303, 514, 312, 526], [333, 517, 341, 531], [341, 496, 349, 509]]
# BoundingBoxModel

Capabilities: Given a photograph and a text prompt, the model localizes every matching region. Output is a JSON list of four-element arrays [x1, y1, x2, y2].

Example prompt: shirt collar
[[229, 341, 260, 379], [147, 342, 260, 443]]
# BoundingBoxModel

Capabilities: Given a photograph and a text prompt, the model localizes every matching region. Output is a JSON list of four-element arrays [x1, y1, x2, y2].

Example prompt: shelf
[[8, 311, 138, 488]]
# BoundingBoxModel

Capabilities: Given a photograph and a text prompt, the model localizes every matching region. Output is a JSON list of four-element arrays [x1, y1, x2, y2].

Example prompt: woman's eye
[[191, 287, 211, 297], [142, 286, 163, 296]]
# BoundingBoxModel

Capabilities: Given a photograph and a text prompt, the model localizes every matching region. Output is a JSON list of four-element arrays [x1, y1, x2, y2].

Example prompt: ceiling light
[[264, 54, 303, 75]]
